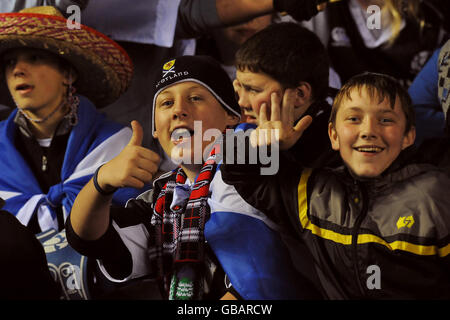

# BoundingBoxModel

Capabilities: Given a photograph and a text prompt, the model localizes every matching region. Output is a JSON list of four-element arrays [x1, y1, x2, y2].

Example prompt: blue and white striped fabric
[[0, 95, 142, 232]]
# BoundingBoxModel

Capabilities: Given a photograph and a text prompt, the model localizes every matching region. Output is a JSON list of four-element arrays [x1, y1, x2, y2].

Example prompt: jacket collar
[[13, 109, 73, 139], [332, 146, 435, 191]]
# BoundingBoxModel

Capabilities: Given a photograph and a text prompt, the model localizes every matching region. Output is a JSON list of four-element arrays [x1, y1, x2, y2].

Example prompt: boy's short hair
[[329, 72, 416, 133], [235, 22, 329, 101]]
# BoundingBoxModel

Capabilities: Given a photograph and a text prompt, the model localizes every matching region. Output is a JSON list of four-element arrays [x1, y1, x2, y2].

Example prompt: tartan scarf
[[150, 147, 219, 300]]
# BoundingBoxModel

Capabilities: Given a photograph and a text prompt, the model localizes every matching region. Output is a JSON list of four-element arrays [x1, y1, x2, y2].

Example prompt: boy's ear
[[294, 82, 313, 106], [328, 122, 340, 151], [401, 126, 416, 150], [153, 130, 158, 139], [63, 67, 78, 85], [226, 113, 240, 127]]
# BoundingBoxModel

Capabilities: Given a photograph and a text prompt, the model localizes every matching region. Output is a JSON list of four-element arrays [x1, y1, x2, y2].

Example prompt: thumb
[[128, 120, 144, 146], [293, 115, 313, 137]]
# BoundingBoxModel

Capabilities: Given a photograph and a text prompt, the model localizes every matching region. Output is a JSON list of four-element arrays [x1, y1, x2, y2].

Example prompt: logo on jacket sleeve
[[396, 215, 415, 229]]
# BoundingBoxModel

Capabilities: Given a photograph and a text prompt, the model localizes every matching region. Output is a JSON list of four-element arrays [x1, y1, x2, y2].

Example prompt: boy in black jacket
[[222, 72, 450, 299]]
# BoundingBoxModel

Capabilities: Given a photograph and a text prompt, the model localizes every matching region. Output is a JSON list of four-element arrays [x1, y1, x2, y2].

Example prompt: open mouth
[[171, 127, 194, 144], [15, 84, 34, 93], [354, 146, 384, 153]]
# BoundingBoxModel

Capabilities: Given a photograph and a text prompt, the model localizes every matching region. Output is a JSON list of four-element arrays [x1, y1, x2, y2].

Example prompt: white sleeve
[[81, 0, 181, 47], [97, 220, 153, 283]]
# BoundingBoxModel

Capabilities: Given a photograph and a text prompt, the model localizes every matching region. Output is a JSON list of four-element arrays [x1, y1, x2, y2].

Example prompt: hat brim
[[0, 13, 133, 108]]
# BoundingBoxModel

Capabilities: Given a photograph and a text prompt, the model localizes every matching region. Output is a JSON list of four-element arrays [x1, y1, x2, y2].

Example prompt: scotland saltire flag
[[0, 95, 143, 232]]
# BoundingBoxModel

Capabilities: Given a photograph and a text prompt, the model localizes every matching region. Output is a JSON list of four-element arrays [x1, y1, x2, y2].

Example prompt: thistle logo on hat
[[155, 58, 189, 90], [163, 59, 176, 78]]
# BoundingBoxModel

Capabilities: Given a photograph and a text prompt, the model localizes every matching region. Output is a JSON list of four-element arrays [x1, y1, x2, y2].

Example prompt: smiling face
[[154, 81, 239, 166], [235, 68, 310, 124], [328, 87, 415, 178], [3, 48, 69, 118]]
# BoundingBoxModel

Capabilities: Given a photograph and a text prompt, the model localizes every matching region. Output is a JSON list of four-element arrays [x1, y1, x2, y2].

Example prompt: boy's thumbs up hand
[[96, 120, 161, 192], [128, 120, 144, 147]]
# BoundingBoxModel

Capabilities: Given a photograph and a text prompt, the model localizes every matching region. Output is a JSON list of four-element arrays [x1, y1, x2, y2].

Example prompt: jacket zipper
[[351, 181, 369, 298], [42, 154, 48, 172]]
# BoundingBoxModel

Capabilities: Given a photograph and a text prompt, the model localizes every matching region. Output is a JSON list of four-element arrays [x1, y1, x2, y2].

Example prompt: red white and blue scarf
[[151, 146, 219, 300]]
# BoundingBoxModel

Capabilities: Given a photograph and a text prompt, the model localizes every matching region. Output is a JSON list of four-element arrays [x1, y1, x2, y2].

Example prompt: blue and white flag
[[0, 95, 143, 232]]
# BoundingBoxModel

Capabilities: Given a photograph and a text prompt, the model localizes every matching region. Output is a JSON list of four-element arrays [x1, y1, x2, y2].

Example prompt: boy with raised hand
[[222, 72, 450, 299], [67, 55, 320, 300], [233, 22, 340, 168]]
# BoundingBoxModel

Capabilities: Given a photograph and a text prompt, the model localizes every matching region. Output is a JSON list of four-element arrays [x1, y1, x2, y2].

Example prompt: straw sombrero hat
[[0, 6, 133, 108]]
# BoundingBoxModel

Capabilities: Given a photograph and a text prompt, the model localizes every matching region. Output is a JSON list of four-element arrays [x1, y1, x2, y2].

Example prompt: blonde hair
[[383, 0, 421, 46]]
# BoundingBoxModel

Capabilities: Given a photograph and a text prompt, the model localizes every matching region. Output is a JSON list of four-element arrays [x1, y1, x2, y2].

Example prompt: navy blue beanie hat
[[151, 55, 241, 134]]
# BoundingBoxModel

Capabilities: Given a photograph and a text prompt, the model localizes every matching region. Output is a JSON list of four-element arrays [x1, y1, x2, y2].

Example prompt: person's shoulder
[[395, 164, 450, 231], [94, 112, 128, 133], [0, 109, 15, 128], [417, 164, 450, 186], [77, 95, 126, 131], [289, 165, 341, 193], [394, 162, 450, 196]]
